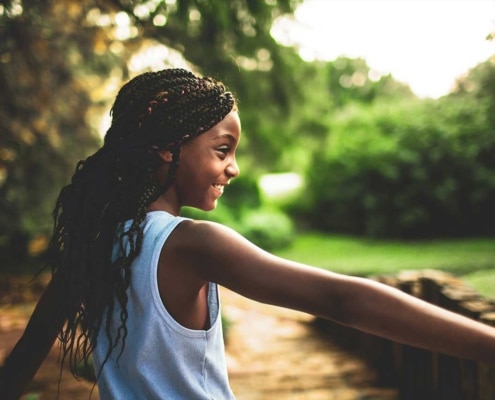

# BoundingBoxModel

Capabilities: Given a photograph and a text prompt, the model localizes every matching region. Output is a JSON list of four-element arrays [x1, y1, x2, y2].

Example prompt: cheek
[[174, 161, 206, 194]]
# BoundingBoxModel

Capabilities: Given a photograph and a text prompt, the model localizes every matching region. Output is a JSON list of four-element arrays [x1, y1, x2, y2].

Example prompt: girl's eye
[[217, 146, 230, 155]]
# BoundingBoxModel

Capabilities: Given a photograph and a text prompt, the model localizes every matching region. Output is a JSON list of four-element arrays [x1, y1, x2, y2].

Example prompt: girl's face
[[164, 110, 241, 214]]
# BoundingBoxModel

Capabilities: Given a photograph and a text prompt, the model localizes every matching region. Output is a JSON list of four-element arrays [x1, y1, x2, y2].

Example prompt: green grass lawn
[[274, 233, 495, 298]]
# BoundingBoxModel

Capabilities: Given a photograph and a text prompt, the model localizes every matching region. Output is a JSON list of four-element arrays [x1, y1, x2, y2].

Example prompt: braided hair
[[47, 68, 235, 377]]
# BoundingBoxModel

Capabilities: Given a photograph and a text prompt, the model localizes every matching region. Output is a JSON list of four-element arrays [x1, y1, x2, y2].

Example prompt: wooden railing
[[313, 270, 495, 400]]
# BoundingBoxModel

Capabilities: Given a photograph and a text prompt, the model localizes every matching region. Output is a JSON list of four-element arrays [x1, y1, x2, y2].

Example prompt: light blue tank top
[[93, 211, 235, 399]]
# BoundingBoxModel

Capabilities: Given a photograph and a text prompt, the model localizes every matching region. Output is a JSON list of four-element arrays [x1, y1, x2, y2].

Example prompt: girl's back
[[93, 211, 234, 399]]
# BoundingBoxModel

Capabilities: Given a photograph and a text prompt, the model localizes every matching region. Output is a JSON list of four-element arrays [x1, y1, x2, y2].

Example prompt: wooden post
[[311, 270, 495, 399], [478, 312, 495, 399], [395, 276, 435, 399]]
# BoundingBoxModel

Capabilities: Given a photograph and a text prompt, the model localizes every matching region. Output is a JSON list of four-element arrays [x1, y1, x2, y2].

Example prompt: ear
[[157, 149, 173, 162]]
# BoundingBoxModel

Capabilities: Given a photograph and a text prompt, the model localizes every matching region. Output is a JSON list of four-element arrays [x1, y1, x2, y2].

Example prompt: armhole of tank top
[[208, 282, 220, 327], [148, 216, 208, 337]]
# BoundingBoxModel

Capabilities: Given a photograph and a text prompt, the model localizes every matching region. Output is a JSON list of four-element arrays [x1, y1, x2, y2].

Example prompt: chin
[[204, 203, 217, 212], [195, 201, 217, 212]]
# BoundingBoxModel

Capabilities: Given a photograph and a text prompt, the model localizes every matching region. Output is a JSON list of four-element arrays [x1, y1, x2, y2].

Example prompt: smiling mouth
[[212, 184, 225, 193]]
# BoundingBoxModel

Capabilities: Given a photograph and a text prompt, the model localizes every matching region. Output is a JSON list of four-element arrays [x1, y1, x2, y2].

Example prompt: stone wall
[[313, 270, 495, 400]]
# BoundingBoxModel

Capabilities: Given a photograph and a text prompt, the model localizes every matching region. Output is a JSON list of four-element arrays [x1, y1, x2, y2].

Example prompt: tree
[[324, 56, 414, 107], [451, 58, 495, 130], [296, 58, 495, 239], [0, 0, 303, 260]]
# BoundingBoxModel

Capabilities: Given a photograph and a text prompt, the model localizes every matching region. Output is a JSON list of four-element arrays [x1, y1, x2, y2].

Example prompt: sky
[[272, 0, 495, 98]]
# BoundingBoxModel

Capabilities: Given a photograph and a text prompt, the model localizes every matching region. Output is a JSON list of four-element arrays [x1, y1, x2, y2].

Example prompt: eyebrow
[[210, 133, 237, 143]]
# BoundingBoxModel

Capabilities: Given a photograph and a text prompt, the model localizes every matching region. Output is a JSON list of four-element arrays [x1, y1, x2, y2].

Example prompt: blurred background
[[1, 0, 495, 295]]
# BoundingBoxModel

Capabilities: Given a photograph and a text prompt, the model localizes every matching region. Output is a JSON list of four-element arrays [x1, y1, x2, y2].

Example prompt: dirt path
[[0, 278, 397, 399], [0, 304, 99, 400], [221, 288, 397, 400]]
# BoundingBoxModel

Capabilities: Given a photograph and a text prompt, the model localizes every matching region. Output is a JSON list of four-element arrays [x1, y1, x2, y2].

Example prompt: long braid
[[46, 69, 235, 378]]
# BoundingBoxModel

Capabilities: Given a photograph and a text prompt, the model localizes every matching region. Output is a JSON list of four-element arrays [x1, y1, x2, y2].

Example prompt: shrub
[[182, 175, 295, 250], [299, 97, 495, 238], [238, 207, 294, 250]]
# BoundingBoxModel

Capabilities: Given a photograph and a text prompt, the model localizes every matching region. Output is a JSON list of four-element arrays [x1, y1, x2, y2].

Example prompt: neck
[[147, 195, 180, 216]]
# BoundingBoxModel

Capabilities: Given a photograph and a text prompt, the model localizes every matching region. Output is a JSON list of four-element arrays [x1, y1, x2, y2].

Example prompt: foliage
[[297, 85, 495, 238], [0, 0, 303, 257], [0, 1, 103, 250], [2, 0, 490, 260], [237, 206, 294, 250], [260, 57, 416, 173], [231, 48, 311, 171], [182, 174, 295, 251], [324, 57, 414, 108], [451, 58, 495, 128]]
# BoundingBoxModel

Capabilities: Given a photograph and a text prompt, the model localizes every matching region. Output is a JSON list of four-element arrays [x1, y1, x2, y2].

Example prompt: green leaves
[[301, 90, 495, 238], [0, 0, 303, 258]]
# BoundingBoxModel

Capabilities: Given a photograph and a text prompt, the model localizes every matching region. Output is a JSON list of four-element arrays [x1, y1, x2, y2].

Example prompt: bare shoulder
[[169, 219, 348, 314], [169, 219, 268, 267]]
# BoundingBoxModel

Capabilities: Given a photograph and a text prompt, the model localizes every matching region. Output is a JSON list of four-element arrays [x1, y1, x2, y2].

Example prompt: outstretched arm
[[1, 274, 65, 400], [173, 220, 495, 365]]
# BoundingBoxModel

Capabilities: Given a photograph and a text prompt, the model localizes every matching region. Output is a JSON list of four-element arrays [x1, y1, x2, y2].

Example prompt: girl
[[2, 68, 495, 399]]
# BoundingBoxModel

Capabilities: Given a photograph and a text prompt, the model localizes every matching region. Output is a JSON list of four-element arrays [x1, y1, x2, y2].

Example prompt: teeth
[[213, 184, 224, 192]]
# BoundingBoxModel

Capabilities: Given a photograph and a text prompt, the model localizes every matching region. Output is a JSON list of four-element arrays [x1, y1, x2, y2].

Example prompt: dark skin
[[1, 274, 65, 399], [3, 111, 495, 399], [153, 111, 495, 362]]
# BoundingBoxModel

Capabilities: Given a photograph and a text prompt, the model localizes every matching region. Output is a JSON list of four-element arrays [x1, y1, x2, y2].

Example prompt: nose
[[226, 157, 240, 178]]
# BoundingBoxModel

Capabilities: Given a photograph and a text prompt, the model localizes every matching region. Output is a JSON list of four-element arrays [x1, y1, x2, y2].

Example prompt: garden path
[[0, 276, 398, 399], [222, 288, 397, 400]]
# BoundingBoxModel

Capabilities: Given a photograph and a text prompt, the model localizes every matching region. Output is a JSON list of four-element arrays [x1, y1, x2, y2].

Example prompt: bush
[[299, 97, 495, 238], [238, 207, 294, 250], [181, 175, 294, 250]]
